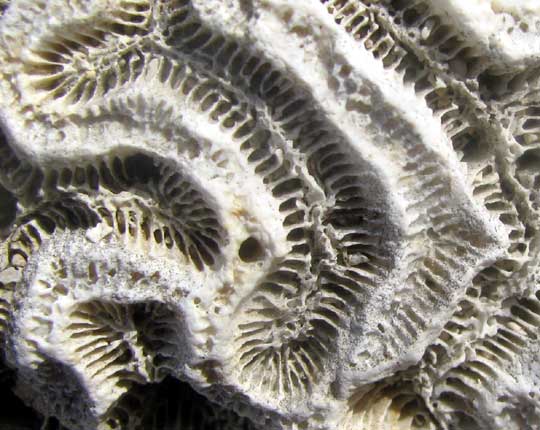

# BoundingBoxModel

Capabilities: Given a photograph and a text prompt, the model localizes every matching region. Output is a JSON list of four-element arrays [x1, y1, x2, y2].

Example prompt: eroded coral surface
[[0, 1, 538, 429]]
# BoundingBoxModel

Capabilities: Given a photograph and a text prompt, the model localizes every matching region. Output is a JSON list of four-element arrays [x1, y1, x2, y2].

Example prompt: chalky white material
[[0, 1, 538, 429]]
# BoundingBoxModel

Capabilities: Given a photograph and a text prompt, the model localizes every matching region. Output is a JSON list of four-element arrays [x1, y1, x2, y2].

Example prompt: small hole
[[124, 153, 160, 183], [238, 236, 264, 262], [414, 415, 427, 426], [517, 149, 540, 172]]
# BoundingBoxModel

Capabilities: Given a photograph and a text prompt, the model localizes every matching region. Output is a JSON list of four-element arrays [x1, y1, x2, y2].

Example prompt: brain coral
[[0, 1, 539, 429]]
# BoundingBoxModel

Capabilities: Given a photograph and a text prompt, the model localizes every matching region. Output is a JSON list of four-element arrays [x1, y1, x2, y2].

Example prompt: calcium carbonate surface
[[0, 1, 539, 429]]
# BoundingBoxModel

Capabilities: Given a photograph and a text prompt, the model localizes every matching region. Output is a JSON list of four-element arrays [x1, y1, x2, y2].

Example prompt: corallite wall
[[0, 1, 539, 429]]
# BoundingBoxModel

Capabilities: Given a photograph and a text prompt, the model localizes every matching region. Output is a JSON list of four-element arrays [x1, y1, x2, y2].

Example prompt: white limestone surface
[[0, 1, 538, 429]]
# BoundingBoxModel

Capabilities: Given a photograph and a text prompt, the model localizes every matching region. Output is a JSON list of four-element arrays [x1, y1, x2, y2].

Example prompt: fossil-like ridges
[[0, 0, 538, 429]]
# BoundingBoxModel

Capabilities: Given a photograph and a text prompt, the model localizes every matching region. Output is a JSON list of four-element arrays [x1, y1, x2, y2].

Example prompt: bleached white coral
[[0, 0, 538, 429]]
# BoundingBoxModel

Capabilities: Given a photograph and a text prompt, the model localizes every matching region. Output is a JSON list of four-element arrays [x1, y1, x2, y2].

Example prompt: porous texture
[[0, 1, 539, 429]]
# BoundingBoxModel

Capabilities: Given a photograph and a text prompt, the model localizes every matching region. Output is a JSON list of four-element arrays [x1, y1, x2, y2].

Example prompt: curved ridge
[[0, 1, 537, 429]]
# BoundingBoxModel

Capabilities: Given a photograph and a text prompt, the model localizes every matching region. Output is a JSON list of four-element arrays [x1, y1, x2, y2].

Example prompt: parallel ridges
[[106, 44, 376, 399], [97, 53, 313, 254], [0, 198, 98, 355], [24, 255, 194, 427], [66, 299, 147, 391], [420, 250, 527, 381], [380, 145, 467, 358], [0, 193, 213, 380], [2, 143, 225, 270], [21, 1, 152, 105], [388, 161, 459, 354], [2, 190, 220, 279], [512, 104, 540, 149], [432, 331, 518, 428], [25, 0, 396, 286], [5, 198, 98, 270], [43, 152, 225, 271], [67, 299, 186, 390], [321, 0, 491, 165], [376, 0, 540, 100], [420, 295, 479, 380], [234, 258, 380, 398], [133, 302, 184, 381], [471, 162, 528, 262], [299, 123, 393, 277], [148, 58, 315, 253], [320, 0, 499, 292], [321, 0, 529, 370], [151, 0, 471, 373], [383, 248, 462, 357], [420, 158, 531, 383], [160, 0, 396, 277], [95, 201, 190, 262], [345, 381, 435, 430], [322, 0, 514, 236], [507, 103, 540, 213], [377, 0, 487, 79], [429, 290, 540, 428], [235, 263, 329, 397]]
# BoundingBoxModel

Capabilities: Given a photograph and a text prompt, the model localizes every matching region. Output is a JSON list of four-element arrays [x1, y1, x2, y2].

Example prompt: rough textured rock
[[0, 0, 538, 429]]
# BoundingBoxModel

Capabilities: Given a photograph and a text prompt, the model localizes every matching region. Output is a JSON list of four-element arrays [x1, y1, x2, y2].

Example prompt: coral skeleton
[[0, 0, 539, 429]]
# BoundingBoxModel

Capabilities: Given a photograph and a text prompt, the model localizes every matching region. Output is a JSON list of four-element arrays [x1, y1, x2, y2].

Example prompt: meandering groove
[[0, 0, 537, 429]]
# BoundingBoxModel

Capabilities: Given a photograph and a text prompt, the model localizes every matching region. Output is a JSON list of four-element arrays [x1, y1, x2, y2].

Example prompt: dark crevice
[[106, 376, 257, 430], [0, 364, 44, 430], [0, 125, 44, 204], [0, 184, 17, 231], [0, 360, 77, 430]]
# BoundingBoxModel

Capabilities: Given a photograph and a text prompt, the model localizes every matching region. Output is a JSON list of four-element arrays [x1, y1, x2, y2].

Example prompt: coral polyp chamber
[[0, 0, 538, 429]]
